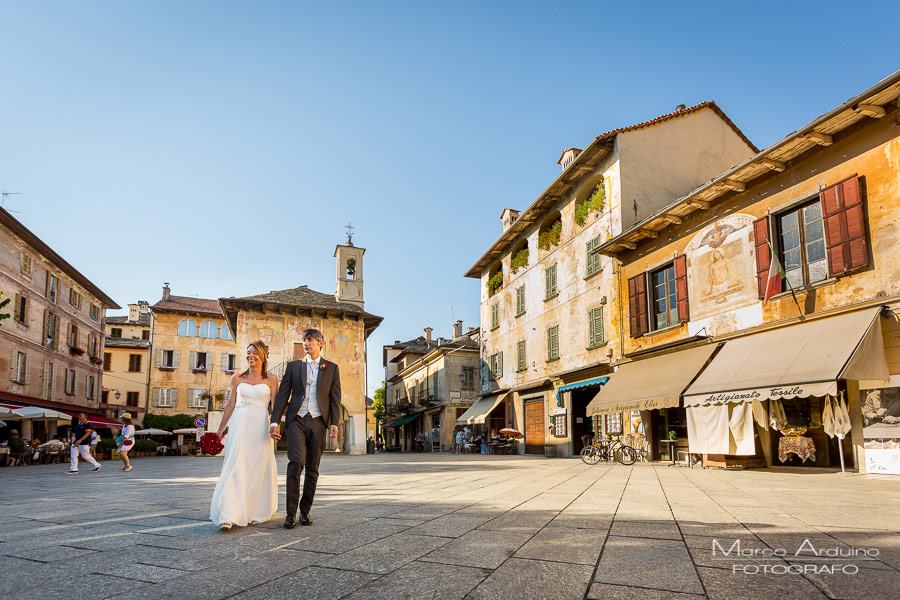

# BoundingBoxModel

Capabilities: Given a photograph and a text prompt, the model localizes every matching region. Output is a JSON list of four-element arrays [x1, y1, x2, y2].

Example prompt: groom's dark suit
[[271, 357, 341, 518]]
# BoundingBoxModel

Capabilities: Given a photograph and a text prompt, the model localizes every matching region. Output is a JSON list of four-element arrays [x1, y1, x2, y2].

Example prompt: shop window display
[[861, 385, 900, 474]]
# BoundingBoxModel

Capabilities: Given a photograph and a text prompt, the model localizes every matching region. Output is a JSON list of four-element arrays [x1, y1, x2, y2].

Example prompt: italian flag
[[763, 239, 785, 303]]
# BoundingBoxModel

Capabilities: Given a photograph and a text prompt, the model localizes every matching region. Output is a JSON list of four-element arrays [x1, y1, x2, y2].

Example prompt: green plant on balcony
[[538, 219, 562, 250], [487, 270, 503, 294], [510, 248, 529, 273], [574, 181, 606, 226]]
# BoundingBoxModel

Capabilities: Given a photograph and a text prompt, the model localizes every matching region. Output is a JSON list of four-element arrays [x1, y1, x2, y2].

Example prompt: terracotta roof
[[219, 285, 383, 340], [151, 295, 223, 316], [591, 101, 757, 153], [106, 314, 151, 326], [598, 70, 900, 255], [0, 207, 119, 309], [464, 102, 756, 278], [104, 337, 150, 349]]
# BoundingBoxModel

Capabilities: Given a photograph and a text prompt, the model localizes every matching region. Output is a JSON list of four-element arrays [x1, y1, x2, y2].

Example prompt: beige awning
[[684, 307, 889, 407], [587, 344, 719, 417], [456, 392, 509, 426]]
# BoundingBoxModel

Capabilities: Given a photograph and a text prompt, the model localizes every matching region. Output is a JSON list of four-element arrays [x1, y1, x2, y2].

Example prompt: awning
[[456, 392, 510, 426], [556, 376, 609, 406], [684, 307, 889, 407], [587, 344, 719, 417], [58, 410, 123, 427], [385, 412, 424, 428], [0, 402, 72, 421]]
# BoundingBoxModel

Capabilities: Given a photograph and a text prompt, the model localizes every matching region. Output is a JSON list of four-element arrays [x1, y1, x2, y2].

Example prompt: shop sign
[[450, 399, 475, 408], [684, 381, 835, 407], [588, 396, 679, 417], [865, 449, 900, 475]]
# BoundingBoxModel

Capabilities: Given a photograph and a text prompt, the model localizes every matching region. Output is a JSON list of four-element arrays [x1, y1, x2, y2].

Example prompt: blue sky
[[1, 1, 898, 394]]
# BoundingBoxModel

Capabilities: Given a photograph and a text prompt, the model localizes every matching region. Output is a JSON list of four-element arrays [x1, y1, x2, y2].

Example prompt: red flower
[[320, 363, 327, 370], [199, 432, 224, 455]]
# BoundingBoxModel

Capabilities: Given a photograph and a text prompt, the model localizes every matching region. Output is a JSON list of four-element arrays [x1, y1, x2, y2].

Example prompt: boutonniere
[[320, 363, 327, 370]]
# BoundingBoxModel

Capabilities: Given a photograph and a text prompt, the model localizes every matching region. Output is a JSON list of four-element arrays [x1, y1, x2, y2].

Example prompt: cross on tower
[[345, 222, 355, 244]]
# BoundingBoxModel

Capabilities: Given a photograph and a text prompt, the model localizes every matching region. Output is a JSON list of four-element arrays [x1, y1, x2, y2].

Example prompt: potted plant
[[667, 430, 678, 440], [69, 346, 85, 356], [192, 368, 208, 374], [575, 181, 606, 226], [89, 356, 103, 366], [487, 271, 503, 295], [198, 390, 212, 408]]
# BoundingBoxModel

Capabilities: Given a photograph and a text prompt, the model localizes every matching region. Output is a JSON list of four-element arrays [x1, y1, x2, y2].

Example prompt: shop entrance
[[771, 396, 845, 468], [524, 399, 545, 454], [571, 388, 596, 454]]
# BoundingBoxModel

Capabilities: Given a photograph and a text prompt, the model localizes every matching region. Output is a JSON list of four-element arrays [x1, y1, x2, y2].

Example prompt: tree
[[372, 381, 385, 420]]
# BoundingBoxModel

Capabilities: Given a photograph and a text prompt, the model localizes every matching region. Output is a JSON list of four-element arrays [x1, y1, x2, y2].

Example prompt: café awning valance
[[456, 392, 510, 426], [683, 307, 889, 407], [587, 344, 719, 417]]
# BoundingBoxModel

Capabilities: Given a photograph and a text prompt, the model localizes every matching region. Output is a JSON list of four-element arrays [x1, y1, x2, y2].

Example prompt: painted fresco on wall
[[685, 214, 757, 322], [242, 315, 285, 346]]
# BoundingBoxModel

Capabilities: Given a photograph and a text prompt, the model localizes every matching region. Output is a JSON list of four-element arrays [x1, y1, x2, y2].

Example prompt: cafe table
[[660, 439, 678, 466], [779, 435, 817, 463]]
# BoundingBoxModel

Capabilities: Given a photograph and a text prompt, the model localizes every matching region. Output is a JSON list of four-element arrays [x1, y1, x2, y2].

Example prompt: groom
[[270, 328, 341, 528]]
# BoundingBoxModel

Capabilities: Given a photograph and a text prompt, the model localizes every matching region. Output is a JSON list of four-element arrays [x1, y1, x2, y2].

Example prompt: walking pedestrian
[[117, 413, 136, 472], [66, 414, 102, 474], [89, 430, 100, 458]]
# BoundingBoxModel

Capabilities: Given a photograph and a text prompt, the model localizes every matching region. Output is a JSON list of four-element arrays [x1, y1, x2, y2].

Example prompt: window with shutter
[[627, 274, 649, 337], [545, 264, 558, 299], [674, 254, 689, 323], [103, 353, 111, 371], [753, 216, 773, 299], [650, 264, 678, 329], [776, 200, 828, 288], [588, 307, 605, 348], [44, 362, 54, 399], [46, 273, 58, 303], [517, 340, 526, 372], [491, 303, 499, 330], [547, 326, 559, 361], [21, 253, 32, 276], [586, 236, 602, 278], [189, 351, 197, 369], [516, 285, 525, 316], [497, 352, 503, 378], [821, 175, 869, 277]]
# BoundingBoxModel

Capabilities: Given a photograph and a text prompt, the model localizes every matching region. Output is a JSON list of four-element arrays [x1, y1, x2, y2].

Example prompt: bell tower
[[335, 225, 365, 307]]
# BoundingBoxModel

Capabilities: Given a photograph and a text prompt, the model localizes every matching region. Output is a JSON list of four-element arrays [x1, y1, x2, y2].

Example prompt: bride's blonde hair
[[239, 340, 269, 379]]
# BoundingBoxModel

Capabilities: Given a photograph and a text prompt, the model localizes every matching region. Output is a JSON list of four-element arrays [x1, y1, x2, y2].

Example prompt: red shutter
[[821, 175, 869, 277], [674, 254, 689, 322], [628, 274, 648, 337], [753, 216, 772, 299]]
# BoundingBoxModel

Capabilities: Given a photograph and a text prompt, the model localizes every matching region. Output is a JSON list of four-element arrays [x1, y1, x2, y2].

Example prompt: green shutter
[[550, 264, 557, 297], [547, 326, 559, 361], [517, 340, 526, 371], [587, 236, 602, 277], [589, 307, 604, 347], [491, 303, 499, 330], [497, 352, 503, 378], [516, 286, 525, 315]]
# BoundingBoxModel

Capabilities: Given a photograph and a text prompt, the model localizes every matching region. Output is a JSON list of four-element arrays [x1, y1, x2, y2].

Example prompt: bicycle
[[580, 437, 638, 466]]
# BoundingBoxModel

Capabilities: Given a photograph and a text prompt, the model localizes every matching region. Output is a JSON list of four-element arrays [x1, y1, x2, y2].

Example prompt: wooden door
[[524, 400, 545, 455]]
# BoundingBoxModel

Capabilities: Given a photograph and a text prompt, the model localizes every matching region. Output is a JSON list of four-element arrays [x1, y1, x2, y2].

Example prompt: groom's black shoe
[[299, 513, 312, 526], [283, 514, 296, 529]]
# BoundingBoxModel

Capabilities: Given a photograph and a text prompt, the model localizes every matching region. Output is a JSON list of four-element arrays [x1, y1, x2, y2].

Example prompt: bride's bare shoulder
[[268, 373, 278, 386]]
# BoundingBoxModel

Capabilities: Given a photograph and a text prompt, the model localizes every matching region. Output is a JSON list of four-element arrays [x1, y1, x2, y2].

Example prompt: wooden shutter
[[674, 254, 689, 322], [221, 352, 227, 371], [821, 175, 869, 276], [171, 387, 179, 406], [54, 315, 60, 349], [517, 340, 526, 371], [753, 216, 773, 299], [23, 353, 29, 384], [9, 349, 17, 381], [550, 264, 557, 296], [497, 352, 503, 378], [154, 349, 161, 368], [152, 387, 160, 407], [516, 286, 524, 314], [42, 309, 49, 343], [13, 294, 21, 322], [189, 351, 197, 369], [44, 362, 52, 398], [589, 307, 604, 347], [627, 274, 649, 337]]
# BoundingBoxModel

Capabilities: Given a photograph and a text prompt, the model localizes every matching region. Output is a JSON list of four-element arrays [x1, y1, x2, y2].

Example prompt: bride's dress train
[[210, 383, 278, 526]]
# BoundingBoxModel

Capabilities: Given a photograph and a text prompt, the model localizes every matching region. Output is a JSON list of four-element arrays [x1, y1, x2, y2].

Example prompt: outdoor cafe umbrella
[[499, 428, 522, 437], [172, 428, 201, 434], [134, 428, 173, 436], [0, 405, 70, 421]]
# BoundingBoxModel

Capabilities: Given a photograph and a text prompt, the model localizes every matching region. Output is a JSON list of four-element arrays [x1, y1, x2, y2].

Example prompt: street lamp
[[114, 390, 122, 401]]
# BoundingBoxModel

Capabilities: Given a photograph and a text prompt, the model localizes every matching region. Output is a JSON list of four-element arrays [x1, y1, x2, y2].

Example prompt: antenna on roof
[[1, 190, 22, 213]]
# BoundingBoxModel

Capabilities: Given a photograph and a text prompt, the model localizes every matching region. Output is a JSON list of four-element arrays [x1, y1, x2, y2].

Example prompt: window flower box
[[69, 346, 85, 356], [510, 248, 529, 274], [223, 370, 235, 375], [192, 368, 208, 374], [157, 366, 175, 372], [538, 219, 562, 250], [89, 356, 103, 366], [487, 271, 503, 295], [575, 182, 605, 226]]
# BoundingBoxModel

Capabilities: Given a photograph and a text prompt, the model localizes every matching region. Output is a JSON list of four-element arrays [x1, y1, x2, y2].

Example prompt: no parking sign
[[194, 417, 206, 429]]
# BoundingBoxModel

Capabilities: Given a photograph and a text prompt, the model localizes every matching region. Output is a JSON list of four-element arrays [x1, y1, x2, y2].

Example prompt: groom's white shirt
[[270, 356, 322, 429]]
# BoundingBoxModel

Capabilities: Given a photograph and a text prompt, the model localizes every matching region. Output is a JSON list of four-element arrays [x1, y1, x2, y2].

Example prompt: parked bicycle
[[580, 437, 638, 465]]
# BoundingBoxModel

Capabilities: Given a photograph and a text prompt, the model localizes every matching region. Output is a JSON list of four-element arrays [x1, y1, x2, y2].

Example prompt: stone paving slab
[[1, 453, 898, 599]]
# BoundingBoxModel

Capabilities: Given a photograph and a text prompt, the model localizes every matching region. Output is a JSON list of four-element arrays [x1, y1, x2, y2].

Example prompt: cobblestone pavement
[[1, 453, 899, 599]]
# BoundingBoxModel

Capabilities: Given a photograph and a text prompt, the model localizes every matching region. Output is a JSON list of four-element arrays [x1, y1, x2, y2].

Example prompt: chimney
[[500, 208, 520, 232], [557, 147, 582, 171], [138, 301, 150, 314], [437, 337, 446, 346], [467, 327, 476, 333], [424, 327, 433, 341], [453, 320, 463, 338], [128, 304, 139, 322], [162, 283, 171, 301]]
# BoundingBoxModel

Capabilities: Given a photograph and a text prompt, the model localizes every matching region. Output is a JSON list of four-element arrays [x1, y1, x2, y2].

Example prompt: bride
[[210, 340, 279, 530]]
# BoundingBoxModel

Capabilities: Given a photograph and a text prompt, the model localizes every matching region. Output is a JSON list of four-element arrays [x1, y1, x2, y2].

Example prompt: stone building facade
[[465, 103, 757, 456], [383, 325, 480, 451], [0, 206, 119, 440], [592, 70, 900, 472], [148, 285, 236, 417], [102, 303, 152, 423], [219, 240, 382, 455]]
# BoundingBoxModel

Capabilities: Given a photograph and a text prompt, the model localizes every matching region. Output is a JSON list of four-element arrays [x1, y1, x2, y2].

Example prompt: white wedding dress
[[210, 383, 278, 526]]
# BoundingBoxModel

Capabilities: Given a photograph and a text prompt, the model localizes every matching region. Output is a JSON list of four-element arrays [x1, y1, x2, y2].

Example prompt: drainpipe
[[615, 256, 625, 361]]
